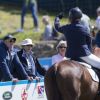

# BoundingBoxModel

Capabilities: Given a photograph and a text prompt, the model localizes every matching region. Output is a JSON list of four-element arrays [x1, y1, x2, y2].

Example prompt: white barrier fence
[[0, 79, 47, 100], [0, 57, 52, 100]]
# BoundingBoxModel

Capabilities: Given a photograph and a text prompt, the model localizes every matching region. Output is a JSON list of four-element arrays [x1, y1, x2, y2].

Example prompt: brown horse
[[44, 59, 100, 100]]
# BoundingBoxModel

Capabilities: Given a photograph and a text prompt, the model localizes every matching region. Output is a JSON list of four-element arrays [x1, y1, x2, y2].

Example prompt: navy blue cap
[[3, 35, 16, 41]]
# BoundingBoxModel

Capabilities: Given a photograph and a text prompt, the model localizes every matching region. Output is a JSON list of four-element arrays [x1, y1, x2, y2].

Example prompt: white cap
[[21, 38, 34, 46]]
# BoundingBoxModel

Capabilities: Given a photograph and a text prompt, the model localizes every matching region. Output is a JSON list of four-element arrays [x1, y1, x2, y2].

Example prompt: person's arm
[[0, 49, 13, 81], [54, 13, 67, 34], [12, 54, 30, 80], [86, 35, 92, 51]]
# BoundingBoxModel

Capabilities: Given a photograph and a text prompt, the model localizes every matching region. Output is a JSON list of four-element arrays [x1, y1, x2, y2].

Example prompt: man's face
[[4, 39, 16, 50]]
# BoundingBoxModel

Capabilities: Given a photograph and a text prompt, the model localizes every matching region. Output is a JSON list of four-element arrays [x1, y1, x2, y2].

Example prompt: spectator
[[17, 38, 46, 78], [41, 15, 53, 40], [95, 7, 100, 47], [0, 35, 33, 82], [81, 13, 91, 32], [52, 40, 68, 65], [17, 0, 39, 32], [41, 15, 64, 41]]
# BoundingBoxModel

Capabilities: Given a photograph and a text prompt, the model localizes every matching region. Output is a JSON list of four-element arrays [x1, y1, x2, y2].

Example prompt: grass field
[[0, 4, 95, 45], [0, 5, 67, 44]]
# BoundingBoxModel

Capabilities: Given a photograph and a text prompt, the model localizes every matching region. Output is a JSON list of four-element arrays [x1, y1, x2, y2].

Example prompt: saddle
[[92, 67, 100, 82]]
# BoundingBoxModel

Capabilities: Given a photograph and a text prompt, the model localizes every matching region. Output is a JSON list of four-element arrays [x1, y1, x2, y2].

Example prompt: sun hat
[[21, 38, 34, 46], [3, 34, 16, 41], [56, 40, 67, 51]]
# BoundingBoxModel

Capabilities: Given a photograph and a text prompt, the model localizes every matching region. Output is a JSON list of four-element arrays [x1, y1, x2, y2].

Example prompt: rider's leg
[[80, 54, 100, 69]]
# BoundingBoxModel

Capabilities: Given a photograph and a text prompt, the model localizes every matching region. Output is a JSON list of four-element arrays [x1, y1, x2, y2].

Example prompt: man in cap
[[17, 38, 46, 79], [0, 35, 33, 82]]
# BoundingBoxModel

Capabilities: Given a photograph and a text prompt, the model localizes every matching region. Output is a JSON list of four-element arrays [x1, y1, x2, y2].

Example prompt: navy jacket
[[0, 42, 28, 81], [54, 18, 92, 58], [17, 49, 46, 77]]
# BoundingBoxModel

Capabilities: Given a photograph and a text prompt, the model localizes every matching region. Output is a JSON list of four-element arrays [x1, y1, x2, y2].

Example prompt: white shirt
[[81, 14, 90, 25], [43, 24, 53, 40], [52, 53, 67, 65], [81, 14, 90, 32], [22, 50, 36, 75]]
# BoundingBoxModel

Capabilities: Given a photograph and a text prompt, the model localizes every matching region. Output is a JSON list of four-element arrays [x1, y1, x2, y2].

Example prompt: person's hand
[[12, 78, 19, 82], [35, 76, 40, 81], [27, 76, 33, 81], [57, 12, 64, 19]]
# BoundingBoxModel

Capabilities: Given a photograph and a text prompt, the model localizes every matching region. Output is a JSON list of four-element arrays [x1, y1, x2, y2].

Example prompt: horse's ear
[[34, 57, 46, 76]]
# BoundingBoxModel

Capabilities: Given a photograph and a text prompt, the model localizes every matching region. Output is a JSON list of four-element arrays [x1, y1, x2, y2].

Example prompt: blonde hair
[[56, 40, 67, 51], [42, 15, 50, 24]]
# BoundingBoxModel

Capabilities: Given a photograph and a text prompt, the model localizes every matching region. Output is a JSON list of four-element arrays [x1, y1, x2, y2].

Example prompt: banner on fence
[[0, 57, 52, 100], [0, 79, 47, 100], [39, 57, 52, 70]]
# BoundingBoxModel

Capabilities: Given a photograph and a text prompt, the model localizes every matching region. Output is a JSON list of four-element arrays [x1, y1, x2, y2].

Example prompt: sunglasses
[[59, 46, 67, 48], [9, 40, 16, 43]]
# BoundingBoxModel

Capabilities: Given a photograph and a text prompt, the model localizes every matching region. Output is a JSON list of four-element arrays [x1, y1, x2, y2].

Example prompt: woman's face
[[23, 45, 33, 53], [58, 44, 67, 56]]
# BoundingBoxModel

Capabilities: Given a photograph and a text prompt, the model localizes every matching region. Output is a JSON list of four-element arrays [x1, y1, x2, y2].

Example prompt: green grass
[[0, 5, 45, 43], [0, 5, 95, 45]]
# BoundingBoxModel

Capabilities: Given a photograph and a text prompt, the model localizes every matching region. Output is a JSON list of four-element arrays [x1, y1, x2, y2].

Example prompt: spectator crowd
[[1, 1, 100, 82]]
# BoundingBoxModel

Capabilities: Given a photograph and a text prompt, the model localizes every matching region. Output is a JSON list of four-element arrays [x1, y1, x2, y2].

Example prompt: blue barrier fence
[[38, 57, 52, 70]]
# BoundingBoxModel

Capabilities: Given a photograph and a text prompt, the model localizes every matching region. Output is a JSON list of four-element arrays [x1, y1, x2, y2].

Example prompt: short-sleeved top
[[52, 53, 67, 65]]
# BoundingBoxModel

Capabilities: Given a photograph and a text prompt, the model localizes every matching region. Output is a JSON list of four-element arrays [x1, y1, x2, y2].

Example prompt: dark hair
[[69, 7, 82, 21]]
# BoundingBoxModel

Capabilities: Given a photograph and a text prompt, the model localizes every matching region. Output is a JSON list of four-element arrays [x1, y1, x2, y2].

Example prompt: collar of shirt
[[57, 53, 66, 59]]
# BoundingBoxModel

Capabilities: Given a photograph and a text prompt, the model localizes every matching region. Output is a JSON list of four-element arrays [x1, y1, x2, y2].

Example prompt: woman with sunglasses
[[52, 40, 68, 65], [17, 38, 46, 79]]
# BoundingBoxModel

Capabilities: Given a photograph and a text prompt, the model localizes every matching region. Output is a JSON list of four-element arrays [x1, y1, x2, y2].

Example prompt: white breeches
[[80, 54, 100, 69]]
